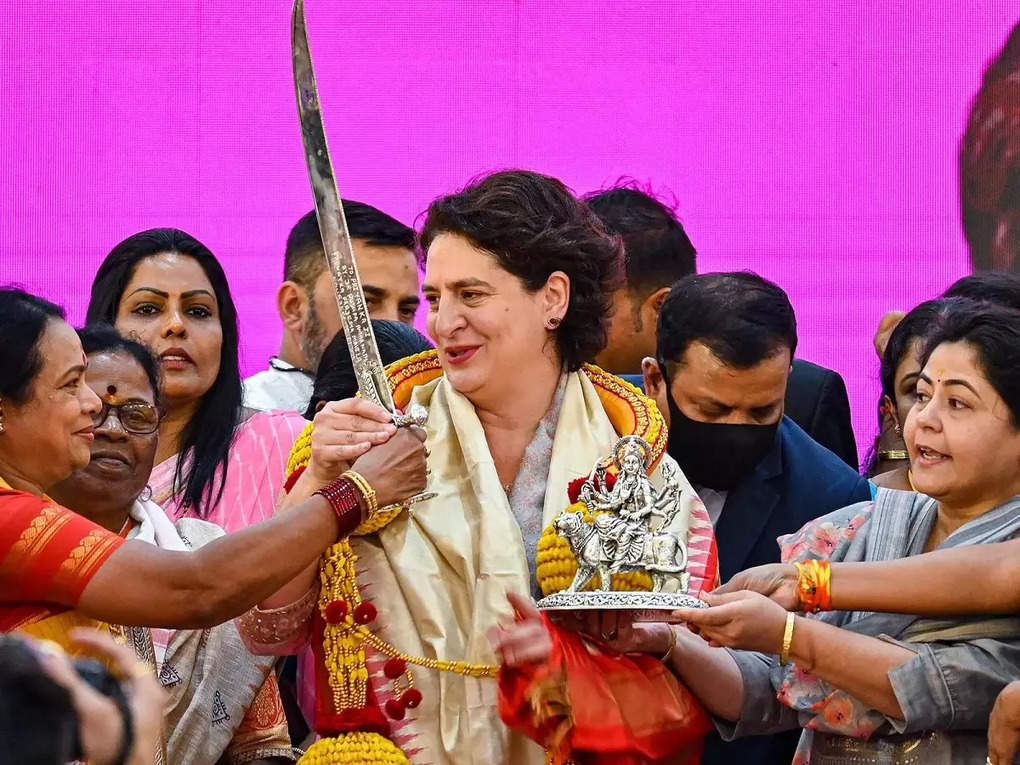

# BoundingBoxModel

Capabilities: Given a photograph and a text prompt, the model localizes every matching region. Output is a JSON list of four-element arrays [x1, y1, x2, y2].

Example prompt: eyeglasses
[[91, 401, 161, 435]]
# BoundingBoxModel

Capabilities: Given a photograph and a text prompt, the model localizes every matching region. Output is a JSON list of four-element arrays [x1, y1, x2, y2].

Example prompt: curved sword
[[291, 0, 396, 414]]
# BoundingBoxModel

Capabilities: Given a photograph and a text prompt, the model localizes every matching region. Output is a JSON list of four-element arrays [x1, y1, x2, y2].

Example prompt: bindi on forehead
[[106, 385, 117, 397]]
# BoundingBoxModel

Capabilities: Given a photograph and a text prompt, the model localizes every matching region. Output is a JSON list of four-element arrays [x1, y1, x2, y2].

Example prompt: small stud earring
[[546, 317, 561, 330], [894, 424, 902, 437]]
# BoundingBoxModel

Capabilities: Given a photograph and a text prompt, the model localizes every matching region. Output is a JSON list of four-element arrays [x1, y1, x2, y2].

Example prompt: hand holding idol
[[713, 562, 801, 610], [673, 590, 788, 654]]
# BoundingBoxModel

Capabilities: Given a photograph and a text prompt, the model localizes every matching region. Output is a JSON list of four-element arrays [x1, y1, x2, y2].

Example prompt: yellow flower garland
[[289, 422, 497, 765], [300, 732, 410, 765]]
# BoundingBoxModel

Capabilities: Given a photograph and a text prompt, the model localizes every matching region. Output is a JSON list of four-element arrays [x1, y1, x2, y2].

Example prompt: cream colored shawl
[[352, 370, 702, 765]]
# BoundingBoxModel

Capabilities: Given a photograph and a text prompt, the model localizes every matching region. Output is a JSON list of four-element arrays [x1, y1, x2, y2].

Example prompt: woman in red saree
[[0, 287, 427, 646]]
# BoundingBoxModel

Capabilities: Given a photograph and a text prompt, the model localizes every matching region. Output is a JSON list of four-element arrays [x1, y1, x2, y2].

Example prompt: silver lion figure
[[538, 435, 706, 616]]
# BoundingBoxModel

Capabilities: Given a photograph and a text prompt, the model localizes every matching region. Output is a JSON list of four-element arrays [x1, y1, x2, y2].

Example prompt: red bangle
[[315, 478, 364, 538]]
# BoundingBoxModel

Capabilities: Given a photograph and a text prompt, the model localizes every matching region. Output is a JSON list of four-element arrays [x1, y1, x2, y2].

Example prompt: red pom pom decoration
[[384, 698, 406, 720], [383, 658, 407, 679], [566, 477, 587, 504], [400, 688, 423, 709], [324, 599, 348, 624], [353, 601, 377, 625], [567, 471, 618, 504]]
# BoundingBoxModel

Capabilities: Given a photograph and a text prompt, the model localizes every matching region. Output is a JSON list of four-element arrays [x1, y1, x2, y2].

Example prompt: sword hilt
[[392, 403, 428, 429]]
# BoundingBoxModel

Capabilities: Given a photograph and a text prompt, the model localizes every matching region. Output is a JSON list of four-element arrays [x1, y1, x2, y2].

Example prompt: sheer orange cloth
[[499, 615, 710, 765], [0, 482, 124, 631]]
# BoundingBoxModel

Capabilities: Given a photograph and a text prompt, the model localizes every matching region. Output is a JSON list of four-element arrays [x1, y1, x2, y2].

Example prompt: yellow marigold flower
[[299, 732, 411, 764]]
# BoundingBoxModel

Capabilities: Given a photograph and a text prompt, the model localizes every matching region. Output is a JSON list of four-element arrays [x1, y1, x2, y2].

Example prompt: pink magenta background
[[2, 1, 1018, 463]]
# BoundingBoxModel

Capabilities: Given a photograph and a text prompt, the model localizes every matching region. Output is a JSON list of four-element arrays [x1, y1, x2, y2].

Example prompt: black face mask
[[660, 365, 779, 491]]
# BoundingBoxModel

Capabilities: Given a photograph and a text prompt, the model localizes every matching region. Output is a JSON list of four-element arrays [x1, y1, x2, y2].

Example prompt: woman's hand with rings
[[557, 609, 674, 656]]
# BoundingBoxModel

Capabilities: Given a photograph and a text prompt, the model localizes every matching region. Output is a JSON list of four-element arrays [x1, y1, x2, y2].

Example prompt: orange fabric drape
[[0, 486, 124, 631], [499, 616, 710, 765]]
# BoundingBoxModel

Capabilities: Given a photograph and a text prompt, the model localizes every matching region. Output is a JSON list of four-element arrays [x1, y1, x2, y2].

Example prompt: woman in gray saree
[[500, 300, 1020, 765]]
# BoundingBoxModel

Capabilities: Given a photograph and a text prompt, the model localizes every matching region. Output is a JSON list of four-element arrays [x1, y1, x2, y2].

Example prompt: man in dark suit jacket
[[586, 185, 858, 469], [643, 273, 872, 765], [624, 360, 859, 470], [783, 359, 858, 470]]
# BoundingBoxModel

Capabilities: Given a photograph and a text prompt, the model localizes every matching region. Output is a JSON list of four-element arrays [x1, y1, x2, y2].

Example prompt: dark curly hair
[[419, 170, 623, 371], [959, 21, 1020, 273]]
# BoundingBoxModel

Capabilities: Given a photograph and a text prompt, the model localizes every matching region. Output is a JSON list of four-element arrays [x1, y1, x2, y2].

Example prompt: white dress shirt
[[242, 357, 315, 413]]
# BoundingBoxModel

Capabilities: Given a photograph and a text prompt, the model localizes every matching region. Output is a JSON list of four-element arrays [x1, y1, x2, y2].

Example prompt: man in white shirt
[[244, 201, 420, 412]]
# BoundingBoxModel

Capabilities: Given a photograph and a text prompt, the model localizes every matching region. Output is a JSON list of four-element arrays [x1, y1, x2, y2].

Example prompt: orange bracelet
[[794, 559, 832, 612]]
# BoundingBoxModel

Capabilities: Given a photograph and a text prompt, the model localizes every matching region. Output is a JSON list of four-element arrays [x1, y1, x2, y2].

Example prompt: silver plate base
[[537, 590, 708, 622]]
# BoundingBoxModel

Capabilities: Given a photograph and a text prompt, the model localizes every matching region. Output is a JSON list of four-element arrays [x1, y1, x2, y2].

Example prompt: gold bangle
[[341, 470, 378, 519], [877, 449, 909, 461], [780, 612, 795, 665], [660, 627, 677, 664]]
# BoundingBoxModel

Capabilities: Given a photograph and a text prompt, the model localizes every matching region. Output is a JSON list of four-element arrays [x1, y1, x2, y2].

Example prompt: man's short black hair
[[284, 200, 416, 289], [584, 183, 696, 296], [657, 272, 798, 369]]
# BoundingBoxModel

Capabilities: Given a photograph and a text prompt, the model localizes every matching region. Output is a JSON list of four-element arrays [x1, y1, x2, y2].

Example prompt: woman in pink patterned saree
[[86, 228, 308, 533]]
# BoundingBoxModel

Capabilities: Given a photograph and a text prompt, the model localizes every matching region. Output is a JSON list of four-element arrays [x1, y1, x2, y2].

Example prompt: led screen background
[[3, 1, 1017, 462]]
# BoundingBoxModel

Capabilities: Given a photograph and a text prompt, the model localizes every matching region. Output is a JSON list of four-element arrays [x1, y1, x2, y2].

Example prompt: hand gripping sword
[[291, 0, 425, 431], [292, 0, 433, 511]]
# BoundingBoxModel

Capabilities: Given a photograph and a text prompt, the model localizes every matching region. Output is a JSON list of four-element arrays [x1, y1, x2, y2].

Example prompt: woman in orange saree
[[0, 287, 427, 647]]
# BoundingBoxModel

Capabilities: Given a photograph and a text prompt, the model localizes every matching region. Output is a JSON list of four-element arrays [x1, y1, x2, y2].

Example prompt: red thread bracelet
[[315, 477, 364, 538]]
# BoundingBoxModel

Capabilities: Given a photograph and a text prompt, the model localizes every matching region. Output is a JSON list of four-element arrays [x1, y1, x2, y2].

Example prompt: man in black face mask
[[643, 272, 872, 765], [586, 184, 859, 470]]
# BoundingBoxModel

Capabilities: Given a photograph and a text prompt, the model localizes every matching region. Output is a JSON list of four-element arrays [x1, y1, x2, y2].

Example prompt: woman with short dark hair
[[240, 170, 717, 764], [0, 285, 426, 656]]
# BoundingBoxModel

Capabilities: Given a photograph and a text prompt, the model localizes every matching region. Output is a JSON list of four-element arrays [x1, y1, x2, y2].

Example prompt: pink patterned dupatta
[[149, 409, 306, 533]]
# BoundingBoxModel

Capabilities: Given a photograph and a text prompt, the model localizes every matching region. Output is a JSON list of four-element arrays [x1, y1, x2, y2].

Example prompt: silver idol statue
[[538, 435, 707, 618]]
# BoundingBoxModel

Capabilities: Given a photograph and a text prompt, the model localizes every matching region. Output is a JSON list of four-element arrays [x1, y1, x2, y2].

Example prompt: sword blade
[[291, 0, 396, 413]]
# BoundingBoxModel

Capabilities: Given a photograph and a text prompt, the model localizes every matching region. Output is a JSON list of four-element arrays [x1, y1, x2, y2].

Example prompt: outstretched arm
[[717, 539, 1020, 616], [77, 494, 340, 629], [677, 592, 912, 718], [73, 425, 426, 629]]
